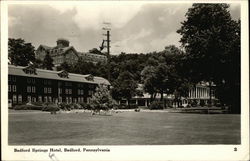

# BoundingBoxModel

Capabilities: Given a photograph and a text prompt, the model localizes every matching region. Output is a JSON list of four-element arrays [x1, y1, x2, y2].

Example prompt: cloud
[[8, 3, 240, 55], [228, 3, 241, 20], [51, 4, 143, 30], [112, 28, 153, 53], [150, 32, 182, 52]]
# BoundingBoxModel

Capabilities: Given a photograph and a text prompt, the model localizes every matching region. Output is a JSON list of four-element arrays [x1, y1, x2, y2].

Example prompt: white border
[[1, 1, 249, 161]]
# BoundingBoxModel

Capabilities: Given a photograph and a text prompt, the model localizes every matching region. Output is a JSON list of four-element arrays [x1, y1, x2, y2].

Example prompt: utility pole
[[102, 22, 111, 81], [107, 30, 111, 81]]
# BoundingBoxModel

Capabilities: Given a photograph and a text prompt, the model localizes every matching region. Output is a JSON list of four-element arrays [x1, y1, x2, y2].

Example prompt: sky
[[8, 2, 241, 55]]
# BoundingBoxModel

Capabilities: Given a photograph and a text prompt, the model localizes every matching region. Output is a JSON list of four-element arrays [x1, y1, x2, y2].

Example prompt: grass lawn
[[8, 110, 240, 145]]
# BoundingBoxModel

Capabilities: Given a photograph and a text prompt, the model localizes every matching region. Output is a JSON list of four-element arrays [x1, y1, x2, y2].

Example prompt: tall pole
[[102, 22, 111, 82], [107, 30, 111, 82]]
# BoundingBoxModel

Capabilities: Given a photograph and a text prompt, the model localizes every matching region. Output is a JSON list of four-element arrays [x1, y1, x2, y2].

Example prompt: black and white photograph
[[1, 1, 249, 161]]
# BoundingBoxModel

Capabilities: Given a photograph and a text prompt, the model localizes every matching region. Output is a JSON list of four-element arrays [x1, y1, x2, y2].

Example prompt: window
[[59, 97, 62, 103], [81, 90, 84, 95], [13, 95, 17, 103], [12, 85, 16, 92], [88, 90, 93, 95], [48, 96, 52, 102], [44, 80, 47, 85], [69, 89, 72, 94], [8, 75, 11, 82], [32, 78, 35, 84], [38, 96, 42, 102], [87, 97, 90, 103], [44, 87, 47, 93], [8, 85, 11, 92], [32, 86, 36, 93], [59, 88, 62, 94], [12, 76, 16, 82], [27, 86, 31, 93], [65, 89, 68, 94], [27, 96, 31, 102], [48, 80, 52, 85], [18, 95, 22, 103], [66, 97, 69, 103], [69, 97, 72, 103], [32, 97, 36, 102], [48, 88, 52, 94], [44, 96, 48, 103]]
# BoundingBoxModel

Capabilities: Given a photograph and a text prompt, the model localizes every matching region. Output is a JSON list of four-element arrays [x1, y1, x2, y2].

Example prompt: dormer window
[[85, 74, 94, 81], [58, 70, 69, 78], [23, 65, 37, 75]]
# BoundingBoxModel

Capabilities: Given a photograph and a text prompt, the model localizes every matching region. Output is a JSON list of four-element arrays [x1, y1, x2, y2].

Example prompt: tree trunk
[[150, 94, 153, 102], [127, 98, 130, 107], [153, 93, 157, 101], [160, 91, 164, 101]]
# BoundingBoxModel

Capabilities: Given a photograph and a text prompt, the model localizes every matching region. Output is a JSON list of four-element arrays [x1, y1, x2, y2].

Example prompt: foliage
[[8, 38, 35, 66], [118, 104, 138, 109], [149, 101, 164, 110], [141, 66, 157, 101], [58, 103, 71, 111], [111, 71, 138, 105], [42, 53, 54, 70], [42, 105, 60, 112], [33, 58, 43, 68], [90, 84, 117, 111], [79, 102, 92, 110], [14, 104, 43, 110], [177, 4, 240, 113], [89, 48, 105, 55]]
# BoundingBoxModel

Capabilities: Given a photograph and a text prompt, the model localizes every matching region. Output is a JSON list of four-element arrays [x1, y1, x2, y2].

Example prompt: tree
[[42, 53, 54, 70], [89, 48, 104, 55], [8, 38, 35, 66], [111, 71, 138, 106], [90, 84, 117, 114], [56, 62, 71, 71], [33, 58, 43, 69], [154, 64, 171, 101], [141, 66, 158, 102], [177, 4, 240, 112]]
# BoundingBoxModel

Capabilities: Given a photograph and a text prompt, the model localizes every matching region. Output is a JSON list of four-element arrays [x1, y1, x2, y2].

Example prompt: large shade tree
[[8, 38, 35, 66], [111, 71, 138, 106], [177, 4, 240, 113]]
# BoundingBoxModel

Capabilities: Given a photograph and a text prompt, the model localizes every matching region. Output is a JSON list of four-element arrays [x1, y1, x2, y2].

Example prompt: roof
[[38, 45, 52, 50], [57, 38, 69, 42], [8, 65, 110, 86]]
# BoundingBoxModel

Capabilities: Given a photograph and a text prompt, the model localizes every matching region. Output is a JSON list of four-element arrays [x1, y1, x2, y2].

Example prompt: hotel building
[[8, 65, 110, 106]]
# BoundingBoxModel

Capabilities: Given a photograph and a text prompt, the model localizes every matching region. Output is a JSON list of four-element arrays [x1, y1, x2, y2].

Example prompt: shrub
[[200, 100, 205, 107], [118, 104, 138, 109], [89, 84, 118, 111], [191, 100, 197, 107], [149, 101, 164, 110], [215, 102, 222, 107], [58, 103, 71, 111], [79, 103, 92, 110], [14, 104, 43, 110], [42, 106, 60, 112], [31, 102, 44, 106]]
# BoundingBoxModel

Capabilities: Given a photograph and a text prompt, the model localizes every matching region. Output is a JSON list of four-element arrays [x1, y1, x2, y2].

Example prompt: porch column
[[135, 99, 138, 105]]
